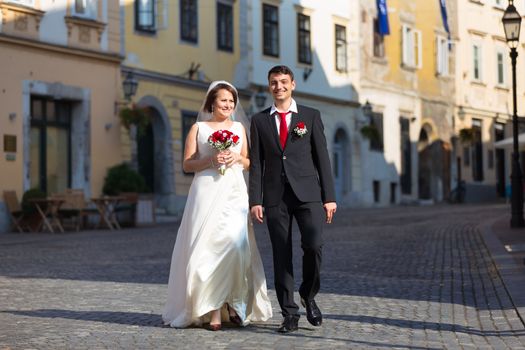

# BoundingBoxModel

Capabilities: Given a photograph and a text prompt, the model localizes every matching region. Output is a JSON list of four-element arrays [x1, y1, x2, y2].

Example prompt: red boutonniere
[[293, 122, 308, 137]]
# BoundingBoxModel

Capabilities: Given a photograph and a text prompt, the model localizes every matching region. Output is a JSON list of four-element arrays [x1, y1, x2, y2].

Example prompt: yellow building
[[121, 0, 249, 215], [360, 0, 455, 203], [0, 0, 122, 232]]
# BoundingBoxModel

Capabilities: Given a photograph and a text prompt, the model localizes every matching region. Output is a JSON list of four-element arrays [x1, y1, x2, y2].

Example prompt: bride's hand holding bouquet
[[208, 129, 240, 175]]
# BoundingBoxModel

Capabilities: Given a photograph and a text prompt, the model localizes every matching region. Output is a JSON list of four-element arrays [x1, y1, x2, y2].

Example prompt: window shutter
[[88, 0, 97, 19], [156, 0, 168, 30], [414, 29, 422, 68], [402, 25, 409, 66], [436, 37, 442, 74]]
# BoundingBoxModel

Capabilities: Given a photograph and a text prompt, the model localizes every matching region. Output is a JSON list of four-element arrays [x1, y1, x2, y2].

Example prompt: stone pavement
[[0, 204, 525, 349]]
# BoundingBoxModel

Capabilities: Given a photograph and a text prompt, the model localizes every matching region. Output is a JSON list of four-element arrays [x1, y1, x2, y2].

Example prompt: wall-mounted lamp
[[457, 105, 465, 121], [105, 122, 113, 130], [254, 87, 267, 109], [362, 100, 373, 118], [356, 100, 372, 129], [115, 71, 139, 114], [123, 71, 138, 101], [303, 67, 313, 81], [8, 113, 16, 121]]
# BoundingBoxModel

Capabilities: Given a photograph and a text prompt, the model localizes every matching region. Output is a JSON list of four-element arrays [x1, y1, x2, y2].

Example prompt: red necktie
[[278, 112, 288, 148]]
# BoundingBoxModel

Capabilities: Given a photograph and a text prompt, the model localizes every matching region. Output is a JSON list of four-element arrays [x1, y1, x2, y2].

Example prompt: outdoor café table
[[29, 197, 65, 233], [91, 196, 124, 230]]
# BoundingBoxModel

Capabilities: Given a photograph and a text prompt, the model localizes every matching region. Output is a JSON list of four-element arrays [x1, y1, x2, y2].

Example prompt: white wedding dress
[[162, 122, 272, 327]]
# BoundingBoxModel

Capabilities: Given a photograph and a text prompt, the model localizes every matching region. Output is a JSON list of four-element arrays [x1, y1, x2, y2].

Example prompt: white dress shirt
[[270, 99, 298, 136]]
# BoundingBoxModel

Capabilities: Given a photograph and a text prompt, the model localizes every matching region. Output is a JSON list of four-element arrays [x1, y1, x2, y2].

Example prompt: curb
[[479, 216, 525, 326]]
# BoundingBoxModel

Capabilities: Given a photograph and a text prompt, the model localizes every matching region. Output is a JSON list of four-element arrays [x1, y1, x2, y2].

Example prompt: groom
[[249, 65, 337, 333]]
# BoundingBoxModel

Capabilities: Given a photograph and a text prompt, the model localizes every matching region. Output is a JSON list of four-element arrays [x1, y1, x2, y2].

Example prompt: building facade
[[453, 0, 525, 202], [237, 0, 363, 207], [121, 0, 251, 215], [359, 0, 456, 205], [0, 0, 122, 232]]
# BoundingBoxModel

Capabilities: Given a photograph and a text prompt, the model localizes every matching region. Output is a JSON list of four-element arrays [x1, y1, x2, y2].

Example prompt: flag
[[439, 0, 451, 49], [377, 0, 390, 35], [439, 0, 450, 35]]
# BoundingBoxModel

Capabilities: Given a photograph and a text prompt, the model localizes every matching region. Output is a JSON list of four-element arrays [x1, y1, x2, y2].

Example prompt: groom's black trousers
[[265, 183, 325, 317]]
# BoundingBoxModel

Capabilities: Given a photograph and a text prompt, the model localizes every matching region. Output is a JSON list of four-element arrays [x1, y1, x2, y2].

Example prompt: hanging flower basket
[[360, 124, 381, 144], [459, 127, 476, 144], [119, 104, 151, 135]]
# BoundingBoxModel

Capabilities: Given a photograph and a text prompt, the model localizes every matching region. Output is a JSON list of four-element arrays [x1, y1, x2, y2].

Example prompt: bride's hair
[[202, 83, 238, 113]]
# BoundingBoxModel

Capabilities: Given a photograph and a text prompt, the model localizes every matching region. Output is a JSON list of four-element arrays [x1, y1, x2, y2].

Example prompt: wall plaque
[[4, 135, 16, 153]]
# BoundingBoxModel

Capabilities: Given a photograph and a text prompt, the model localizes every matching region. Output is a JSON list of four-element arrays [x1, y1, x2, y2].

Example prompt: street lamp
[[502, 0, 524, 227]]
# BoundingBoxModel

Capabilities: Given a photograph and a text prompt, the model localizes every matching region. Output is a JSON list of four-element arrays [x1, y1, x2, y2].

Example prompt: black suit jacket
[[249, 104, 336, 208]]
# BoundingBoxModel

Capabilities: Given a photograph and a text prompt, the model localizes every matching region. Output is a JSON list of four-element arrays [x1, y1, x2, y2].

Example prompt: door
[[137, 123, 154, 193], [30, 97, 71, 194]]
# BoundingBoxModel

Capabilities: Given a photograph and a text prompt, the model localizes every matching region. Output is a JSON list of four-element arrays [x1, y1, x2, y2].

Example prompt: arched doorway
[[136, 96, 177, 213], [418, 123, 451, 201], [418, 127, 431, 199], [333, 128, 350, 203]]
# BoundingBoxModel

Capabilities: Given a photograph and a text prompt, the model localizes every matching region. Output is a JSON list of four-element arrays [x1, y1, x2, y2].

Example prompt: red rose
[[232, 135, 239, 143], [297, 122, 305, 129]]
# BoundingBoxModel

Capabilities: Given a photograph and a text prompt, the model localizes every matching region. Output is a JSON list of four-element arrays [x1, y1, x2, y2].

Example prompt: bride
[[162, 81, 272, 331]]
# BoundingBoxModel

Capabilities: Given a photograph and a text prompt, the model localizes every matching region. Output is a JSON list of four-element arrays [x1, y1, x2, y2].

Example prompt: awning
[[494, 133, 525, 149]]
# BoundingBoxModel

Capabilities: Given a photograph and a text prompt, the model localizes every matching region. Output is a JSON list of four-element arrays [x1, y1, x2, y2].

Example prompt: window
[[4, 0, 34, 6], [135, 0, 155, 32], [400, 118, 412, 194], [73, 0, 97, 19], [472, 119, 483, 181], [473, 44, 483, 81], [390, 182, 397, 204], [217, 2, 233, 51], [262, 4, 279, 57], [335, 25, 347, 72], [496, 49, 507, 86], [30, 97, 72, 194], [373, 18, 385, 58], [373, 180, 380, 203], [297, 14, 312, 64], [370, 112, 384, 152], [436, 35, 449, 76], [402, 25, 422, 68], [494, 0, 504, 8], [181, 0, 198, 43], [181, 111, 198, 175]]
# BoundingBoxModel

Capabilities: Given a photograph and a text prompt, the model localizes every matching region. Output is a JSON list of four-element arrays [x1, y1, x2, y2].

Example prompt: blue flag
[[377, 0, 390, 35], [439, 0, 451, 49], [439, 0, 450, 34]]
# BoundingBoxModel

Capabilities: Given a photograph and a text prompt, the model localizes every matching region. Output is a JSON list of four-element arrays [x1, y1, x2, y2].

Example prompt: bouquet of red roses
[[208, 129, 240, 175]]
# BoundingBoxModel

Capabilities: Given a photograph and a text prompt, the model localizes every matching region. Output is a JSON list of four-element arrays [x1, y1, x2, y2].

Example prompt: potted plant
[[118, 104, 151, 136]]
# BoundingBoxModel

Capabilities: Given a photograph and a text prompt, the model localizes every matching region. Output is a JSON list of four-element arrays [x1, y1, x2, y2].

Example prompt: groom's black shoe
[[277, 315, 299, 333], [301, 298, 322, 326]]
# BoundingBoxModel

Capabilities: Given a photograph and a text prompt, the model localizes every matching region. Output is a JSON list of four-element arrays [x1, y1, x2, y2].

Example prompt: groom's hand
[[323, 202, 337, 224], [250, 205, 264, 223]]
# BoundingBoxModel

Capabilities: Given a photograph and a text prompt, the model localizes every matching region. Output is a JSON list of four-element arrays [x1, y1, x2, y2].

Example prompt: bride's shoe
[[227, 304, 242, 326], [207, 323, 222, 331]]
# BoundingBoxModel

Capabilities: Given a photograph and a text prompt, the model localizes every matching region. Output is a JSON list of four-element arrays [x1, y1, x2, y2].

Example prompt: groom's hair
[[267, 65, 295, 81], [203, 83, 238, 113]]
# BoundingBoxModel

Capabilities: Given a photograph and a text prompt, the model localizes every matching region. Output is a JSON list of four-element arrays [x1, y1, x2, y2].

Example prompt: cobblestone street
[[1, 204, 525, 349]]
